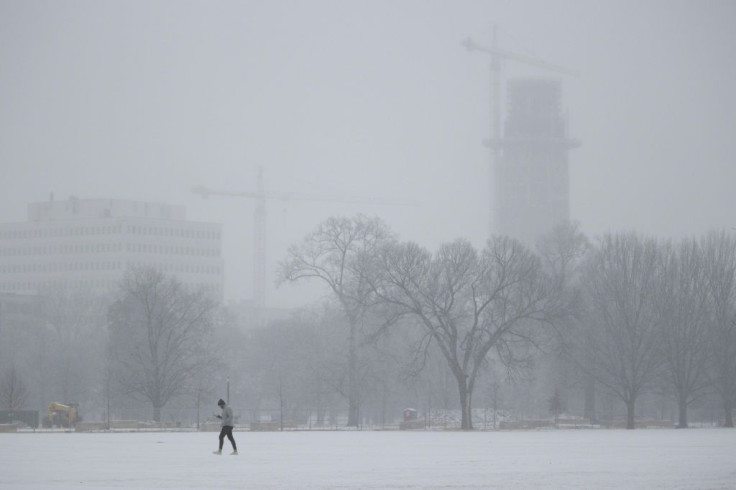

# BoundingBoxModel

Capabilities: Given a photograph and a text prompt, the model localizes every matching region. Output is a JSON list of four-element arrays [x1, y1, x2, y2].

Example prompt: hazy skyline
[[2, 0, 735, 307]]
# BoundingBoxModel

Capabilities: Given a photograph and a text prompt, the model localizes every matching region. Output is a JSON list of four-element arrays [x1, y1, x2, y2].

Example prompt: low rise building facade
[[0, 196, 223, 300]]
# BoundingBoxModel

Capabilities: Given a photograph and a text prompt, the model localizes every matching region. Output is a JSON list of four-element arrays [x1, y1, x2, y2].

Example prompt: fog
[[1, 0, 735, 308]]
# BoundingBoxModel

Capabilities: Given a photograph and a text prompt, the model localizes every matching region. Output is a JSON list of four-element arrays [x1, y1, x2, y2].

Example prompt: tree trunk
[[626, 399, 636, 430], [677, 395, 688, 428], [724, 398, 734, 428], [153, 405, 161, 423], [457, 375, 472, 430], [347, 322, 359, 427], [196, 391, 201, 431], [583, 375, 596, 423]]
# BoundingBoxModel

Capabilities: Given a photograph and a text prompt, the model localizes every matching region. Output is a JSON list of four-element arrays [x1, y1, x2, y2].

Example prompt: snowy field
[[1, 429, 735, 489]]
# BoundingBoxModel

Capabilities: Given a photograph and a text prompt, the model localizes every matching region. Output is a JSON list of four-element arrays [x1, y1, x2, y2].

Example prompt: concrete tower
[[494, 79, 579, 245]]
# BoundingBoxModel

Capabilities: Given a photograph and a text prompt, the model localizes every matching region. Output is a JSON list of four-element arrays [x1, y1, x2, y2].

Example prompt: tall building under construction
[[493, 79, 579, 245]]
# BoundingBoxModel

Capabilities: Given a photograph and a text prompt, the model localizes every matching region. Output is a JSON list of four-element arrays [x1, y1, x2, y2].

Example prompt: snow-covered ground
[[1, 429, 735, 489]]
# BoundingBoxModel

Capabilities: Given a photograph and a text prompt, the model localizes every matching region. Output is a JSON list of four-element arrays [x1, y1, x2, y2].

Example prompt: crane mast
[[193, 167, 268, 311], [490, 26, 501, 238], [463, 26, 577, 237], [193, 168, 414, 310], [253, 167, 266, 309]]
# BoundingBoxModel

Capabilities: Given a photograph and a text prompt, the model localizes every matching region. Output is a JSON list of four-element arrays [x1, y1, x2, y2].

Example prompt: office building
[[0, 196, 223, 300]]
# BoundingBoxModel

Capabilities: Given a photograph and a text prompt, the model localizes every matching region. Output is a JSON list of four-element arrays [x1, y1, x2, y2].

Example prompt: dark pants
[[219, 425, 237, 451]]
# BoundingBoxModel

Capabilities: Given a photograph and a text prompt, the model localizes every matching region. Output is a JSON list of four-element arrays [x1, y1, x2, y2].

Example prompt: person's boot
[[213, 450, 222, 455], [230, 450, 238, 455]]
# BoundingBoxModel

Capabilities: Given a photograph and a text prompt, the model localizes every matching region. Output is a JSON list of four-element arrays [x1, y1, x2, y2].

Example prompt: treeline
[[565, 230, 736, 429], [1, 216, 734, 430], [0, 268, 219, 425], [273, 216, 736, 430]]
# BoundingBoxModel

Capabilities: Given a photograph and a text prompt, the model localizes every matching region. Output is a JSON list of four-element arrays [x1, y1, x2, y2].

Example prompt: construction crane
[[462, 25, 578, 235], [193, 166, 413, 310]]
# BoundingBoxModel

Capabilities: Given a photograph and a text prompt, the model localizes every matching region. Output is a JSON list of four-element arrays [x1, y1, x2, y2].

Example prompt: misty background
[[1, 0, 735, 308]]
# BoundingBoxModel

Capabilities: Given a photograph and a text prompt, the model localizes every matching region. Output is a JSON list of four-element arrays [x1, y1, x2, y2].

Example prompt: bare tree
[[369, 236, 562, 430], [702, 231, 736, 427], [655, 238, 711, 428], [278, 215, 394, 427], [0, 295, 45, 415], [536, 222, 594, 421], [576, 233, 663, 429], [0, 365, 29, 410], [38, 285, 109, 406], [548, 388, 564, 424], [108, 267, 218, 422], [536, 221, 590, 290]]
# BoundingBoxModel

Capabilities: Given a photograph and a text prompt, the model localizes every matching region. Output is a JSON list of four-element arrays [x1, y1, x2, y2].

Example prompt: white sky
[[1, 0, 735, 307]]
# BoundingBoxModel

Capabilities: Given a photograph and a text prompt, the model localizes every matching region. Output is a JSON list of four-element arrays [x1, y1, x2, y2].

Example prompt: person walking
[[213, 398, 237, 455]]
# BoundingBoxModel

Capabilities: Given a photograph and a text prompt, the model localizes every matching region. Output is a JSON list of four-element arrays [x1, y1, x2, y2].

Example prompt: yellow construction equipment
[[42, 402, 79, 428]]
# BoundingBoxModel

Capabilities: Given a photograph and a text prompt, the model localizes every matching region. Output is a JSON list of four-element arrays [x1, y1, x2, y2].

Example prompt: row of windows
[[0, 302, 37, 314], [128, 226, 220, 240], [126, 244, 219, 257], [1, 280, 222, 294], [126, 262, 223, 277], [1, 262, 222, 275], [0, 225, 221, 241], [1, 243, 124, 256], [0, 243, 221, 257], [0, 225, 123, 239]]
